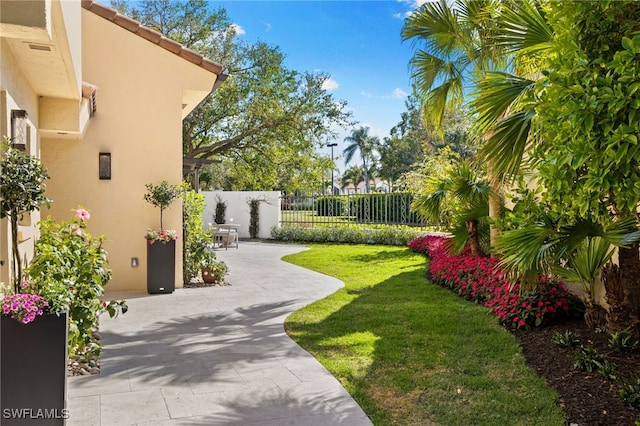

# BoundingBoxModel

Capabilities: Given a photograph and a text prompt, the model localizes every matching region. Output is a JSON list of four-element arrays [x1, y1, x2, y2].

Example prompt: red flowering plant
[[408, 235, 581, 329]]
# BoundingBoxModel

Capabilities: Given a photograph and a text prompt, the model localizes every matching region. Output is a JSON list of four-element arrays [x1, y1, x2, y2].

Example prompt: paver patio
[[67, 242, 372, 425]]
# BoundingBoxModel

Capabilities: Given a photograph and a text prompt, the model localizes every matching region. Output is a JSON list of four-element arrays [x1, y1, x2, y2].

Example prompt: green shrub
[[573, 345, 606, 372], [315, 196, 347, 216], [270, 225, 422, 246], [620, 378, 640, 408], [183, 190, 213, 282], [552, 330, 581, 348], [609, 328, 639, 353], [214, 195, 227, 224]]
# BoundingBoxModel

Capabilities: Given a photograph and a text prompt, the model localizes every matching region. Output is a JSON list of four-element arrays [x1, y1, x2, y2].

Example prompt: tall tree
[[342, 127, 379, 193], [111, 0, 351, 191], [402, 0, 505, 246], [378, 97, 425, 190]]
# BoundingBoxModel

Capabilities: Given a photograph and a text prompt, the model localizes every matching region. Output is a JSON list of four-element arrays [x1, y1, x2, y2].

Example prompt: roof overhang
[[0, 0, 82, 100]]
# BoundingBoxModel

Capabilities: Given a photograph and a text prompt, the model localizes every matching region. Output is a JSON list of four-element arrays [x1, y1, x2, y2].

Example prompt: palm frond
[[450, 221, 471, 253], [472, 72, 536, 133], [494, 221, 557, 281], [554, 237, 615, 301], [402, 0, 459, 55], [478, 109, 536, 178], [413, 189, 447, 223], [410, 51, 456, 95], [496, 0, 553, 56]]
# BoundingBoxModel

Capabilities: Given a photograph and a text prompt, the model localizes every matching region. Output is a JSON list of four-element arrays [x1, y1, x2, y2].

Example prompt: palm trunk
[[583, 297, 607, 330], [466, 219, 483, 257], [488, 166, 501, 253], [362, 159, 369, 193], [602, 243, 640, 333]]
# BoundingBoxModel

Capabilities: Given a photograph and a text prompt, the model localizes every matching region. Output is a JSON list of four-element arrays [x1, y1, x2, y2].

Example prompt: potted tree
[[144, 181, 181, 294]]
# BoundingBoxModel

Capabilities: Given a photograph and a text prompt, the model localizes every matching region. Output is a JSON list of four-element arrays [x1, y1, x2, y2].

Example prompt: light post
[[327, 142, 338, 195]]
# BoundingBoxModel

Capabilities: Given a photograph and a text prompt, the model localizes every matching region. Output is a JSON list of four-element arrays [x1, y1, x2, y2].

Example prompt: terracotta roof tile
[[82, 1, 226, 78], [178, 47, 202, 65], [135, 25, 163, 44], [113, 14, 139, 33], [158, 38, 182, 54]]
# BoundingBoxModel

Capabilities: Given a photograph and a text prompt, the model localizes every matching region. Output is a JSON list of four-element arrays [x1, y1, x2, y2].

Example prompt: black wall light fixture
[[10, 109, 28, 151], [99, 152, 111, 180]]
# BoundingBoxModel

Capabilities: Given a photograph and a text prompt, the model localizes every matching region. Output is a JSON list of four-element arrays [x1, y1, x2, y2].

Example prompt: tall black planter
[[1, 312, 68, 425], [147, 239, 176, 294]]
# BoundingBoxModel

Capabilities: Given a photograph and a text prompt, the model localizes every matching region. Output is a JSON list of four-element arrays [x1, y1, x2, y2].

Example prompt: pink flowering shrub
[[408, 235, 581, 329], [1, 292, 48, 324]]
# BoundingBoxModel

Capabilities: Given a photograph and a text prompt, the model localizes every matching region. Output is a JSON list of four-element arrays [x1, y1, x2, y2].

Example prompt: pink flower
[[75, 208, 91, 222]]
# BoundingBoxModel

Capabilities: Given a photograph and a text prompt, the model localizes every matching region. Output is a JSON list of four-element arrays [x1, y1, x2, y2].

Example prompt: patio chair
[[213, 228, 238, 250]]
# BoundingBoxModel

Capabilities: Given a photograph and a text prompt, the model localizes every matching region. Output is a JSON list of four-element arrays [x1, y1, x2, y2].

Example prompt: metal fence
[[280, 193, 429, 228]]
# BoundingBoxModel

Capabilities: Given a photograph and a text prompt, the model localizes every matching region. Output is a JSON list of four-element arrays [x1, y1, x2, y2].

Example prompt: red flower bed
[[408, 235, 581, 329]]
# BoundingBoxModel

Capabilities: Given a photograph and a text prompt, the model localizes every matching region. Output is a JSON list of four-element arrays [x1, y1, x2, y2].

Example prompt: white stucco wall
[[201, 191, 281, 240]]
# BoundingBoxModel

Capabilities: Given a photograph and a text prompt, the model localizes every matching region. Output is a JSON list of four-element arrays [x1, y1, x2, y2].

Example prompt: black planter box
[[1, 312, 68, 425], [147, 239, 176, 294]]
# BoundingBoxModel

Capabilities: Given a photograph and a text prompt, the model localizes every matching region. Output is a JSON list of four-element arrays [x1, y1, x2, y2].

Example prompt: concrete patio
[[66, 242, 372, 425]]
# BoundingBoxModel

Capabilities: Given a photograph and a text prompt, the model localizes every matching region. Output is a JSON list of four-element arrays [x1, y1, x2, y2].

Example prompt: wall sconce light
[[98, 152, 111, 180], [10, 109, 28, 151]]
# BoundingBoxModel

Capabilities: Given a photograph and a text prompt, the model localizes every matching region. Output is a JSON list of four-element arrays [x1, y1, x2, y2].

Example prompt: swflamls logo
[[2, 408, 71, 419]]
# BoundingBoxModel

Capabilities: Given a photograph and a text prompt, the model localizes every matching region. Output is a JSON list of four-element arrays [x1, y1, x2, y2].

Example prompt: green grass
[[283, 244, 565, 426]]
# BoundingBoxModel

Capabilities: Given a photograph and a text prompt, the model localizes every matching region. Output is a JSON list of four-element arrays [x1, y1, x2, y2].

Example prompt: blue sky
[[212, 0, 424, 167]]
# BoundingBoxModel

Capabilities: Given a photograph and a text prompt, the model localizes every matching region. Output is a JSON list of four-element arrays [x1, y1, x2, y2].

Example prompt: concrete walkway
[[67, 242, 372, 425]]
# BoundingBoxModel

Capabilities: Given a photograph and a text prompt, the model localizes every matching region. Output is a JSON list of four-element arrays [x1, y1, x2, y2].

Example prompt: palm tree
[[402, 0, 506, 246], [471, 0, 553, 178], [495, 215, 640, 329], [342, 127, 379, 193], [340, 166, 365, 194], [413, 161, 490, 257]]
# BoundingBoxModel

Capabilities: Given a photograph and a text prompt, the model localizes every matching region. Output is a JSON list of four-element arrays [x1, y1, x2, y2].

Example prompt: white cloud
[[399, 0, 438, 18], [390, 88, 409, 99], [360, 88, 408, 100], [322, 78, 339, 91], [362, 123, 388, 140], [231, 23, 246, 36]]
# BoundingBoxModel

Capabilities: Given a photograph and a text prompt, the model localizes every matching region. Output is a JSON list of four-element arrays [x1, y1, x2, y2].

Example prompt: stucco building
[[0, 0, 227, 293]]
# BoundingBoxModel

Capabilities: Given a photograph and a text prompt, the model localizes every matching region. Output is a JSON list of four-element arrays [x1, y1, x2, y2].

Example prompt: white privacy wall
[[201, 191, 282, 240]]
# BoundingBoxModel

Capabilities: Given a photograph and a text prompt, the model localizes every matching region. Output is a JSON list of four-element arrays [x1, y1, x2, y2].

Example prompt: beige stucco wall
[[0, 38, 44, 287], [40, 9, 218, 294]]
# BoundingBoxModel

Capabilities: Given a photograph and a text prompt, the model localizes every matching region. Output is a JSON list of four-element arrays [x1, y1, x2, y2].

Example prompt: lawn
[[283, 244, 565, 425]]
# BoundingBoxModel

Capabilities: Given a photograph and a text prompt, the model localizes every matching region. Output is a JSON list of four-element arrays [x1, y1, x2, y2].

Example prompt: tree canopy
[[112, 0, 351, 192]]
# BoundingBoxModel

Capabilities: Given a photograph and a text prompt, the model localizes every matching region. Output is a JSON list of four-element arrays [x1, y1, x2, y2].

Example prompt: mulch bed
[[514, 319, 640, 425]]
